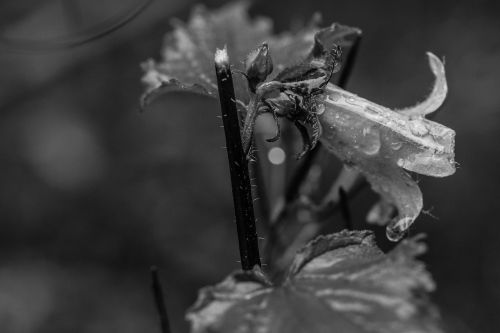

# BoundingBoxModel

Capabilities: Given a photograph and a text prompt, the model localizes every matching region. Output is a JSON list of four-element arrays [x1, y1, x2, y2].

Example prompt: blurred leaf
[[140, 1, 360, 107], [320, 53, 455, 241], [186, 230, 443, 333], [141, 1, 268, 105]]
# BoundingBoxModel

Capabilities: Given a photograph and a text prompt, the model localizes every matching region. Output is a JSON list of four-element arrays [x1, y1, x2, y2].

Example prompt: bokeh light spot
[[267, 147, 286, 165]]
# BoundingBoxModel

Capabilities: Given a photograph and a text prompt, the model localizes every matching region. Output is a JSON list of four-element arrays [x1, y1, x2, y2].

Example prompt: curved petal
[[398, 53, 448, 117], [322, 84, 455, 177], [320, 83, 454, 240]]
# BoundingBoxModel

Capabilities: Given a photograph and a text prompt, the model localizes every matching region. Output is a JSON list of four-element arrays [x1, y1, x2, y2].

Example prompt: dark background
[[0, 0, 498, 332]]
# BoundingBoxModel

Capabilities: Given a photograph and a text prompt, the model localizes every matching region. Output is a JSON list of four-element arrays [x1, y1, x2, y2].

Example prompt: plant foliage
[[141, 1, 455, 241], [140, 3, 454, 331], [186, 230, 443, 333]]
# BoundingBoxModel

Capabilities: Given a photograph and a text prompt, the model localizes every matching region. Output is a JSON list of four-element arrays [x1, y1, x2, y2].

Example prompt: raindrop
[[390, 141, 403, 151], [326, 91, 341, 102], [409, 120, 429, 136], [359, 126, 381, 155], [386, 217, 413, 242]]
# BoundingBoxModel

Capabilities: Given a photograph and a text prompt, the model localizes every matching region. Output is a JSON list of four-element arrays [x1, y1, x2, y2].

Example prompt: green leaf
[[140, 1, 360, 107], [186, 230, 443, 333]]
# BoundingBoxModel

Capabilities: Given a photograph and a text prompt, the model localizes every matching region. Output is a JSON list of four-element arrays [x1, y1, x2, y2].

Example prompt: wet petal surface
[[319, 54, 454, 240]]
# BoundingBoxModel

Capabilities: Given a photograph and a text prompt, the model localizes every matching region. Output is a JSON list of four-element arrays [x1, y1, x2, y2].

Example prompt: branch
[[150, 266, 172, 333], [215, 47, 261, 270]]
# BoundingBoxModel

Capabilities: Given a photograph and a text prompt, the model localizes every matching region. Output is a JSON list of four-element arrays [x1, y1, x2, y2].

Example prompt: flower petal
[[320, 79, 455, 240], [398, 53, 448, 117], [322, 83, 455, 177]]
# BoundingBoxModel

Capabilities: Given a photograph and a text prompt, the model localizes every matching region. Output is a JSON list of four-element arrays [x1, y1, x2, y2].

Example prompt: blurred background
[[0, 0, 498, 332]]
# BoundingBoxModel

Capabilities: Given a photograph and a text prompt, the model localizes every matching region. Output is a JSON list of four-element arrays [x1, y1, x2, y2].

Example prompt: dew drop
[[359, 126, 381, 155], [326, 91, 341, 102], [390, 141, 403, 151], [409, 120, 429, 136], [386, 217, 413, 242], [346, 96, 357, 104]]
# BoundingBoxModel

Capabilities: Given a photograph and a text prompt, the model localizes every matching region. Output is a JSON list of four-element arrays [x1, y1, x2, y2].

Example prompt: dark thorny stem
[[276, 35, 362, 221], [251, 143, 271, 225], [215, 47, 261, 271], [150, 266, 172, 333]]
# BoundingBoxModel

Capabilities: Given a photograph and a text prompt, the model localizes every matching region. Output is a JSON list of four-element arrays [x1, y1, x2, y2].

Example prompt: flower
[[318, 53, 454, 240], [140, 2, 455, 241]]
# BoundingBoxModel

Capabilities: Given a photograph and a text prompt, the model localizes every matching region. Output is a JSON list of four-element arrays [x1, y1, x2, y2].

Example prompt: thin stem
[[251, 140, 271, 226], [215, 47, 261, 270], [338, 187, 352, 230], [150, 266, 172, 333], [314, 175, 367, 222], [284, 143, 321, 204]]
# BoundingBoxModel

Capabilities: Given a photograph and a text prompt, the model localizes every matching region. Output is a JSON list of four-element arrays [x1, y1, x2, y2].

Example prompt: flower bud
[[244, 42, 273, 93]]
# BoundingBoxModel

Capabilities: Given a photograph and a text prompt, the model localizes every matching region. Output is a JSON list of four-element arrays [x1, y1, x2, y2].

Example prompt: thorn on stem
[[215, 47, 261, 270]]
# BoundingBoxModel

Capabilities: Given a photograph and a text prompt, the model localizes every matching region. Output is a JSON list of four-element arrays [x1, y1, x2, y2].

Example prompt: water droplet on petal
[[346, 96, 357, 104], [409, 120, 429, 136], [359, 126, 381, 155], [386, 217, 413, 242], [390, 141, 403, 151], [326, 91, 341, 102]]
